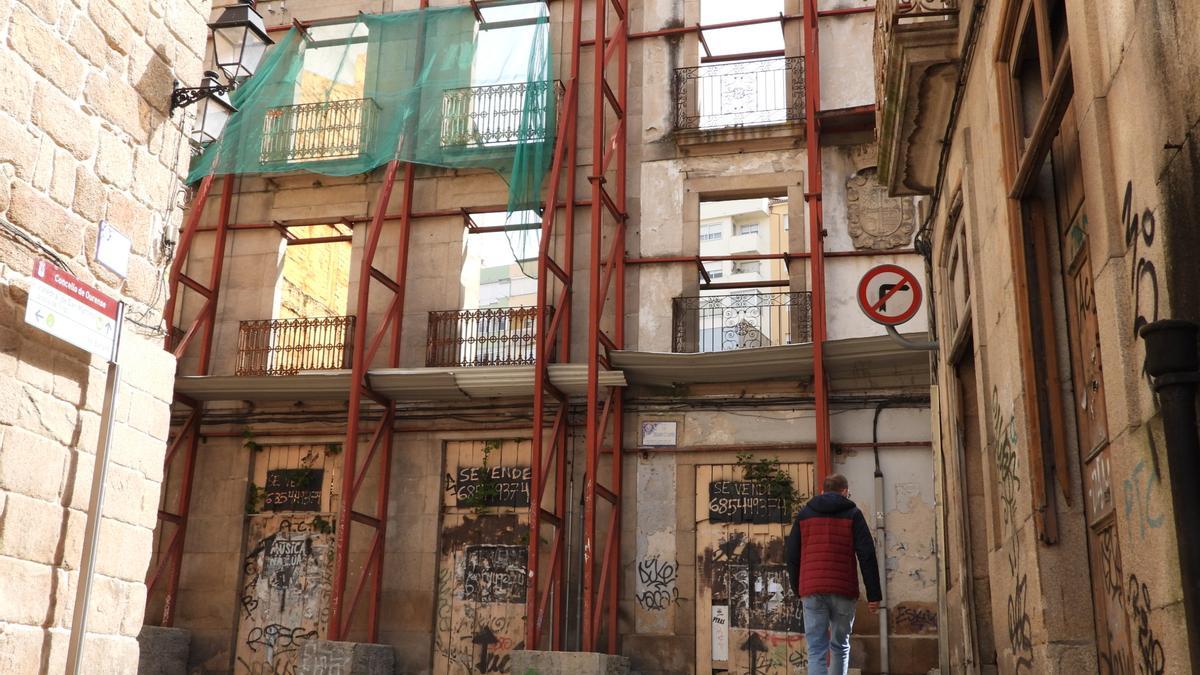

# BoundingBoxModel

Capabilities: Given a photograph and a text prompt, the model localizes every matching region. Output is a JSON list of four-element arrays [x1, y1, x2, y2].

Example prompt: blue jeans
[[802, 593, 856, 675]]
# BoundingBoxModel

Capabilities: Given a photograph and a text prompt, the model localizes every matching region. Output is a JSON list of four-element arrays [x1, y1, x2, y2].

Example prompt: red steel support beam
[[527, 0, 584, 650], [582, 0, 627, 654], [329, 159, 406, 642], [149, 174, 231, 626], [803, 0, 832, 482]]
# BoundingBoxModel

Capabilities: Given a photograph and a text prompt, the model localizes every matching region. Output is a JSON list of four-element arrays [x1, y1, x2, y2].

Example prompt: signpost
[[856, 264, 937, 351], [856, 263, 922, 326], [25, 260, 124, 675]]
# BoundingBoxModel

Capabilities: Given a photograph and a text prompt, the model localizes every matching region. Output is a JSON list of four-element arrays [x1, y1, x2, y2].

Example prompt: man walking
[[785, 473, 881, 675]]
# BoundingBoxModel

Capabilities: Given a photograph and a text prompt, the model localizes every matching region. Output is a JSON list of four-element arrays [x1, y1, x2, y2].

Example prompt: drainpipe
[[1139, 319, 1200, 670], [873, 403, 890, 674]]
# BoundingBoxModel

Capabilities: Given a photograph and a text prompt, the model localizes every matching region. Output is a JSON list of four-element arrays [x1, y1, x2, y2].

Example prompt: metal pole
[[1140, 319, 1200, 670], [65, 302, 125, 675]]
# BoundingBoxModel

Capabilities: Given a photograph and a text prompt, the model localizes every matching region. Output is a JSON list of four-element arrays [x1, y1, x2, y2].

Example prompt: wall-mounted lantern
[[170, 1, 274, 146]]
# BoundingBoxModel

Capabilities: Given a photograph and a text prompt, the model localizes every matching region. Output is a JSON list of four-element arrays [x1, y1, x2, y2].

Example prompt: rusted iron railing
[[260, 98, 380, 163], [672, 291, 812, 353], [236, 316, 355, 376], [673, 56, 804, 130], [440, 81, 562, 147], [426, 306, 550, 367]]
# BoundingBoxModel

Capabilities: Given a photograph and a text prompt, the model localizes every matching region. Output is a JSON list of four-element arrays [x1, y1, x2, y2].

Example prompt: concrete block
[[296, 640, 395, 675], [509, 651, 631, 675], [137, 626, 191, 675]]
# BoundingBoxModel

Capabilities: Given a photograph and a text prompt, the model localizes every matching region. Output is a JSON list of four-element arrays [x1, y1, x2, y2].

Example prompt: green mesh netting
[[188, 4, 555, 213]]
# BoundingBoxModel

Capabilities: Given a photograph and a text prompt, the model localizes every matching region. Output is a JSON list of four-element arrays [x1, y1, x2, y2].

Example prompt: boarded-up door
[[236, 444, 340, 675], [696, 463, 814, 674], [434, 440, 534, 674]]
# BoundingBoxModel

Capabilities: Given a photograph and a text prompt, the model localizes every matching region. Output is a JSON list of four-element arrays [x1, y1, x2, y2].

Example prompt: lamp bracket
[[170, 81, 234, 113]]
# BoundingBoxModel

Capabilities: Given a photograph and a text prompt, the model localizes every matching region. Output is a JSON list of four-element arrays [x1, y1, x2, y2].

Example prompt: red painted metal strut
[[582, 0, 628, 654], [328, 159, 410, 642], [526, 0, 584, 652], [803, 0, 832, 482], [148, 173, 231, 626]]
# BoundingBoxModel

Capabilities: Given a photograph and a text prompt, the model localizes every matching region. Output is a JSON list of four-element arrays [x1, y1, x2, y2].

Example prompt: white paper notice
[[711, 604, 729, 661]]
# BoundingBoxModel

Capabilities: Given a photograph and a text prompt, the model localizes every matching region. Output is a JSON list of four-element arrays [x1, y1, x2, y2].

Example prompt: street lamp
[[170, 0, 274, 146], [209, 0, 274, 82]]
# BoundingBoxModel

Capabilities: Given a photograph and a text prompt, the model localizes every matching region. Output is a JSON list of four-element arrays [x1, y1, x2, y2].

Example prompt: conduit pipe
[[873, 402, 891, 674], [1140, 320, 1200, 670]]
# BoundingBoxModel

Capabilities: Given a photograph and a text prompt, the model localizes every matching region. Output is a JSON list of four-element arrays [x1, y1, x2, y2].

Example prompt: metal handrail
[[672, 291, 812, 353], [426, 306, 552, 367], [673, 56, 805, 130], [236, 315, 355, 376]]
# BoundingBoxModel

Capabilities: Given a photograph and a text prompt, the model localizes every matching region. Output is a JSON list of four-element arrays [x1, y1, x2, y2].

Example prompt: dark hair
[[823, 473, 849, 493]]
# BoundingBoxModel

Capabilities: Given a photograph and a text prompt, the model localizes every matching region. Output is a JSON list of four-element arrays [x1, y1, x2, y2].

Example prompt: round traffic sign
[[857, 264, 922, 326]]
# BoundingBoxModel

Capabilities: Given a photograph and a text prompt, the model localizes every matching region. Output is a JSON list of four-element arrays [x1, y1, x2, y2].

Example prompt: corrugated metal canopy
[[608, 333, 931, 389], [174, 364, 627, 402]]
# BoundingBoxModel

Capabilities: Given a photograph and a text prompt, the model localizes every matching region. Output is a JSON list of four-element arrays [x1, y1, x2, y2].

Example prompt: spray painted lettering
[[1122, 458, 1165, 540], [635, 556, 680, 611], [991, 389, 1034, 673]]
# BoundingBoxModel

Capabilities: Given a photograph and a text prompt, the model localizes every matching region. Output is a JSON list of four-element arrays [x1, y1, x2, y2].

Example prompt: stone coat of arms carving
[[846, 167, 916, 250]]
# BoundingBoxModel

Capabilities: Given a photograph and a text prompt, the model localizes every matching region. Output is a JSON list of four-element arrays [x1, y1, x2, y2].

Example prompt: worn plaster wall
[[922, 1, 1200, 673], [0, 0, 210, 671]]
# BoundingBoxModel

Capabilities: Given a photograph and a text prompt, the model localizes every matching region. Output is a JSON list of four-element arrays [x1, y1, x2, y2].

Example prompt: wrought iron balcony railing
[[673, 56, 804, 131], [426, 306, 551, 367], [874, 0, 960, 128], [440, 81, 562, 147], [672, 292, 812, 354], [260, 98, 380, 164], [236, 316, 355, 376]]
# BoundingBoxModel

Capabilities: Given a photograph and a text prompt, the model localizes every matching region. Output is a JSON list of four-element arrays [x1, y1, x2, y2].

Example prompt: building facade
[[148, 1, 940, 674], [0, 0, 210, 672], [876, 0, 1200, 672]]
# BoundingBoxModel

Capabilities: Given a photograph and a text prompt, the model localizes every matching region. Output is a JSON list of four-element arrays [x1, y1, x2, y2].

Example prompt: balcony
[[874, 0, 960, 196], [260, 98, 380, 164], [235, 316, 356, 376], [440, 81, 561, 147], [672, 292, 812, 354], [673, 57, 804, 132], [426, 306, 551, 367]]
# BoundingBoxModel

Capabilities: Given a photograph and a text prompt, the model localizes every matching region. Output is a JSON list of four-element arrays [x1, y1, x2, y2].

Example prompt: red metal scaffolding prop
[[803, 0, 833, 481], [328, 159, 412, 641], [147, 173, 230, 625], [582, 0, 628, 654], [526, 0, 584, 652]]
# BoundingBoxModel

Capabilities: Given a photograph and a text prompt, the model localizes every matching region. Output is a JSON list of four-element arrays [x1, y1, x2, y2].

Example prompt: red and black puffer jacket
[[784, 492, 882, 601]]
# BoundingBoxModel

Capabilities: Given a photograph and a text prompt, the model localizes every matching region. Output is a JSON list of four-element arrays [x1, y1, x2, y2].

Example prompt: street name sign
[[24, 259, 120, 359], [857, 263, 922, 326]]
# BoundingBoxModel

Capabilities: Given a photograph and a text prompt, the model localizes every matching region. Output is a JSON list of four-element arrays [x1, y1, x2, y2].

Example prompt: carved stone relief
[[846, 167, 916, 250]]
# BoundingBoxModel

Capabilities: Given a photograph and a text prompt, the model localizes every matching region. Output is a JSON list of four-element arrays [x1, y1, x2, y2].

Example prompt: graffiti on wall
[[893, 602, 938, 635], [434, 510, 529, 674], [1097, 528, 1167, 675], [1122, 458, 1165, 540], [236, 516, 334, 675], [635, 556, 680, 611], [1123, 181, 1160, 384], [990, 389, 1034, 674]]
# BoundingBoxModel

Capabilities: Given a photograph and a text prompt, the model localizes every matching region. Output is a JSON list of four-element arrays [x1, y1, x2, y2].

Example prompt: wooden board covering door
[[696, 462, 815, 674], [433, 439, 536, 674]]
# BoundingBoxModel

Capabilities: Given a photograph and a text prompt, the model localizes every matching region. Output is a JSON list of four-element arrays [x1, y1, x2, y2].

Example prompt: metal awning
[[174, 364, 627, 402], [608, 333, 931, 389]]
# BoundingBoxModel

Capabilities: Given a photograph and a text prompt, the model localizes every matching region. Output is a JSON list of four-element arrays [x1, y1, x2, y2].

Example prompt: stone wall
[[919, 1, 1200, 672], [0, 0, 209, 671]]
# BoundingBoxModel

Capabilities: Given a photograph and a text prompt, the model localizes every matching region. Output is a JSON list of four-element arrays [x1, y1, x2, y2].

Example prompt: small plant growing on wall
[[736, 452, 804, 515], [324, 443, 343, 457], [242, 430, 262, 453], [461, 440, 502, 515], [245, 483, 266, 514], [311, 515, 335, 534]]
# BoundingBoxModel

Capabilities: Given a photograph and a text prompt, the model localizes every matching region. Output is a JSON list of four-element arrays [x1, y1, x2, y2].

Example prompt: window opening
[[681, 197, 802, 353]]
